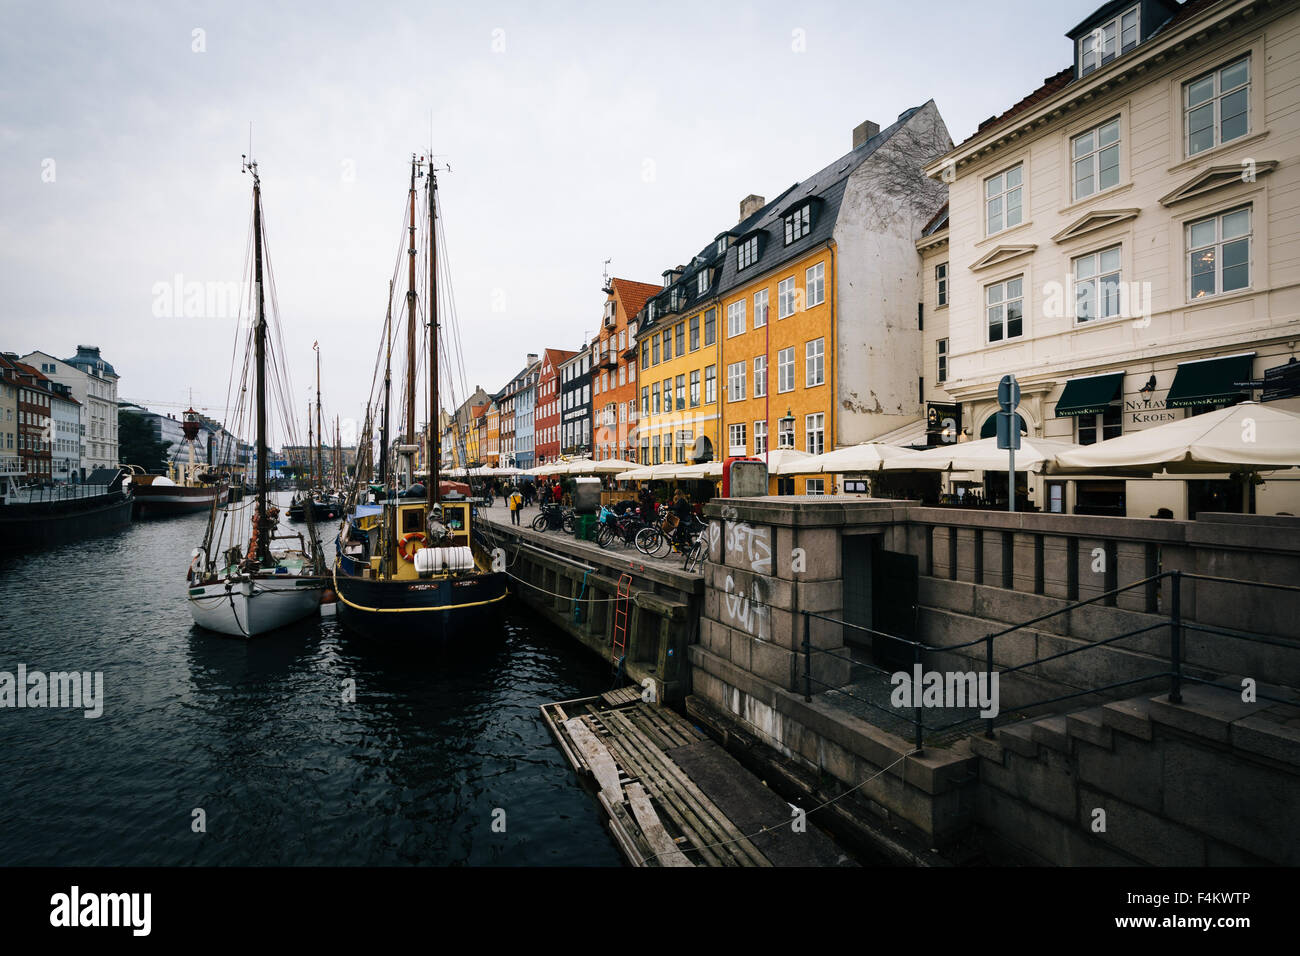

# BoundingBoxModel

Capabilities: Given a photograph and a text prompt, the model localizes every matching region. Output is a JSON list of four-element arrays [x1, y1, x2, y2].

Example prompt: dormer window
[[783, 204, 811, 245], [1078, 5, 1139, 77], [716, 237, 727, 256], [737, 236, 759, 271], [697, 271, 708, 296]]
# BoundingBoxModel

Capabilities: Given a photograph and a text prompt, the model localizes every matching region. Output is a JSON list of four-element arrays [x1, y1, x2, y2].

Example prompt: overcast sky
[[0, 0, 1106, 446]]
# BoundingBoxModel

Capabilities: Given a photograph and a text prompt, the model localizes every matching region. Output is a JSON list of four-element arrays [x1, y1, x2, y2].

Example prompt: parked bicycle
[[596, 508, 649, 550], [635, 512, 706, 559], [532, 503, 574, 533]]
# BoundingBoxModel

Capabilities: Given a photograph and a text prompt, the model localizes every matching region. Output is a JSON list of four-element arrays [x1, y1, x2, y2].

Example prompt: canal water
[[0, 494, 623, 866]]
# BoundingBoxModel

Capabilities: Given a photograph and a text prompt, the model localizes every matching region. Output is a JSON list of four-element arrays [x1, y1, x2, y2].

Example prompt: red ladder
[[611, 573, 632, 673]]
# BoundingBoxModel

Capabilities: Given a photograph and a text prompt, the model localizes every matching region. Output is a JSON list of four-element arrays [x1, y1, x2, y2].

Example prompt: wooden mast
[[405, 158, 418, 457], [380, 280, 392, 487], [307, 401, 314, 488], [427, 162, 439, 511], [249, 159, 270, 564], [315, 343, 323, 488]]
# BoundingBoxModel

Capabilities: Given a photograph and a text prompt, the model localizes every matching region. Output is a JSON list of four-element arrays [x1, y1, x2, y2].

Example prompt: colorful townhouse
[[592, 277, 659, 461], [710, 104, 953, 491], [535, 347, 579, 465]]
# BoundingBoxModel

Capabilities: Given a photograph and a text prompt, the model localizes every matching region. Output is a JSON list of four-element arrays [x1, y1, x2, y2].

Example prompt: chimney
[[527, 353, 538, 366], [853, 120, 880, 149], [739, 194, 765, 222]]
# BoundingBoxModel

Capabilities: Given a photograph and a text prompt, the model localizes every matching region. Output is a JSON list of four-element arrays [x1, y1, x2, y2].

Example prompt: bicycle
[[532, 503, 571, 532], [597, 511, 648, 550], [683, 528, 709, 572]]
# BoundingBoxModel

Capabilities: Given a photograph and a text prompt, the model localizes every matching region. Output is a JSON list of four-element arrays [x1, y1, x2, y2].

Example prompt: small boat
[[332, 156, 508, 639], [186, 156, 328, 637], [128, 454, 225, 519]]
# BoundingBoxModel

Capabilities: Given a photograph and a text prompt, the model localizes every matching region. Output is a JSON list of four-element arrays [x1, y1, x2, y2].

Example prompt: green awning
[[980, 413, 1025, 439], [1166, 354, 1255, 409], [1054, 372, 1124, 417]]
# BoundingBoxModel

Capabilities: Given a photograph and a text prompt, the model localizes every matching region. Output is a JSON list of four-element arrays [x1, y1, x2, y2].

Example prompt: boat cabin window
[[401, 506, 425, 533], [443, 503, 468, 532]]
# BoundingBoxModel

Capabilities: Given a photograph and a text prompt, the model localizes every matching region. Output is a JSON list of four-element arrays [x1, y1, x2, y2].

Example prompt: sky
[[0, 0, 1109, 447]]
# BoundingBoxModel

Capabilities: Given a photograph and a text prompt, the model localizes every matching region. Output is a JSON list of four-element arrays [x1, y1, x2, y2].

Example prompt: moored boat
[[185, 156, 327, 638], [0, 467, 134, 553], [332, 156, 508, 638]]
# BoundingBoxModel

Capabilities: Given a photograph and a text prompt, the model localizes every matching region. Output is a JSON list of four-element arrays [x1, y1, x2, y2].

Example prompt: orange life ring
[[398, 532, 427, 562]]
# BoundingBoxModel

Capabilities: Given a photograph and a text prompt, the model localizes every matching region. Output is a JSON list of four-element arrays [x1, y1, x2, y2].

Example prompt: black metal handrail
[[799, 569, 1300, 754]]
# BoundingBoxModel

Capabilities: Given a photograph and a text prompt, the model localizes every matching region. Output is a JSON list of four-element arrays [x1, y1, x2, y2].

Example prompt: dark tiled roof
[[639, 104, 934, 330], [960, 0, 1225, 149], [922, 202, 950, 237], [63, 345, 118, 378]]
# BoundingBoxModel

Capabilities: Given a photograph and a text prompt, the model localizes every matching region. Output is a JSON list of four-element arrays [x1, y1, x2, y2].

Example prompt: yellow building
[[484, 400, 500, 467], [634, 258, 724, 466]]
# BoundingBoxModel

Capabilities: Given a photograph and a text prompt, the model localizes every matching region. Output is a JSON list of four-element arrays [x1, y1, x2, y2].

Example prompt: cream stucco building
[[926, 0, 1300, 518]]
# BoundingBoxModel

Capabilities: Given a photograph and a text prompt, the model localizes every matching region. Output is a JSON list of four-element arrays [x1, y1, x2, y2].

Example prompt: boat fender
[[398, 532, 427, 562]]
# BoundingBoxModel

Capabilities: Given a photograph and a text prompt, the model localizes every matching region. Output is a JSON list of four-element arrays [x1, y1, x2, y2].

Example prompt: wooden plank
[[564, 716, 624, 806], [625, 783, 693, 867], [597, 730, 729, 867], [607, 709, 770, 866]]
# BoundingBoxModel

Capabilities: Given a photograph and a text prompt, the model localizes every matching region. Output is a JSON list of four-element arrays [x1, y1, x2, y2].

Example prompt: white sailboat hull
[[187, 574, 325, 637]]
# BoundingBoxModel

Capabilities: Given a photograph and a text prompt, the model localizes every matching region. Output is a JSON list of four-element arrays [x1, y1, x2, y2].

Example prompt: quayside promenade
[[482, 497, 1300, 866]]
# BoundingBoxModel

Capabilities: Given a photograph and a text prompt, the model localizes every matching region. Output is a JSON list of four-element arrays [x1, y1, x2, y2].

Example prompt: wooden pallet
[[541, 695, 771, 867]]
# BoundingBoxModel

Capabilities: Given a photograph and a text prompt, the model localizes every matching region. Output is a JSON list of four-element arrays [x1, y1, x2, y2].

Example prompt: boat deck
[[541, 693, 854, 867]]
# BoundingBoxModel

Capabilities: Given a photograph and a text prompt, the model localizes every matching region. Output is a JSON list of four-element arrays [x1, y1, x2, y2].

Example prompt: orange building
[[592, 277, 659, 461]]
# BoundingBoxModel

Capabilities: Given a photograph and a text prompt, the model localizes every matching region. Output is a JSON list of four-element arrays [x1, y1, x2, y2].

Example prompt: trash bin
[[575, 513, 598, 541]]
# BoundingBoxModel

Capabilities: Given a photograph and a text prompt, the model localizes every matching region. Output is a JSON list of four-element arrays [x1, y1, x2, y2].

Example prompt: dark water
[[0, 494, 622, 865]]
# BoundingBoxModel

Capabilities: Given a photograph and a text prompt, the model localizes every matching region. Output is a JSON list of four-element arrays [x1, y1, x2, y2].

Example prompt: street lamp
[[778, 407, 795, 448]]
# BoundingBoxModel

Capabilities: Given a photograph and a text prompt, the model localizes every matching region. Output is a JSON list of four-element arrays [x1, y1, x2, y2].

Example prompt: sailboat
[[332, 155, 508, 639], [186, 157, 328, 637], [288, 347, 344, 521]]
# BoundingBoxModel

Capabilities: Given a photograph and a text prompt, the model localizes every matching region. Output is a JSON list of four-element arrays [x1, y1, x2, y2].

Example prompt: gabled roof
[[958, 0, 1223, 150], [609, 278, 660, 324], [639, 102, 939, 328]]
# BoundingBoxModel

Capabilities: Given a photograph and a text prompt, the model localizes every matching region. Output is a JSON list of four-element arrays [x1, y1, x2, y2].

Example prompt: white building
[[22, 346, 120, 477], [48, 384, 82, 483], [925, 0, 1300, 517]]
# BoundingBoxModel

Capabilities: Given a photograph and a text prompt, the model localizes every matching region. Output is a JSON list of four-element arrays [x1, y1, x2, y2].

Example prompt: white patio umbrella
[[673, 461, 723, 479], [581, 458, 639, 475], [775, 442, 908, 475], [615, 466, 654, 481], [1052, 402, 1300, 474], [883, 436, 1083, 473]]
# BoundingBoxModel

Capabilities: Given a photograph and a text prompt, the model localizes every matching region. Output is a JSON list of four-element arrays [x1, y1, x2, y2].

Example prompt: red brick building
[[0, 355, 53, 482], [592, 277, 659, 461], [535, 347, 578, 465]]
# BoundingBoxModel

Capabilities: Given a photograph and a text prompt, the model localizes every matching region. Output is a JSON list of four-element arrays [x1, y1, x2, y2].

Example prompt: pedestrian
[[639, 483, 656, 521], [540, 482, 552, 505], [509, 486, 523, 525]]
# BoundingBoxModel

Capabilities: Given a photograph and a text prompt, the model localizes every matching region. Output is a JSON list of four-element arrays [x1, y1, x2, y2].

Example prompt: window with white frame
[[1078, 5, 1139, 77], [937, 338, 948, 383], [777, 277, 796, 318], [727, 299, 746, 337], [754, 420, 767, 455], [754, 355, 766, 398], [1072, 118, 1120, 200], [675, 374, 685, 410], [986, 276, 1025, 343], [704, 365, 717, 404], [1074, 245, 1122, 322], [777, 418, 794, 448], [1077, 404, 1122, 445], [805, 338, 825, 387], [690, 369, 700, 407], [1187, 206, 1251, 299], [753, 289, 769, 328], [1185, 56, 1250, 157], [697, 271, 708, 296], [985, 164, 1023, 235], [737, 236, 758, 271], [727, 361, 746, 402], [805, 413, 825, 456], [805, 478, 825, 495], [728, 423, 747, 455], [936, 262, 948, 307], [777, 347, 795, 393], [784, 204, 811, 244], [806, 262, 825, 307]]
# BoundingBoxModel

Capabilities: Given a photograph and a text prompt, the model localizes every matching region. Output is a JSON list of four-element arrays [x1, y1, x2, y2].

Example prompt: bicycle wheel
[[684, 536, 707, 571], [562, 513, 576, 534], [596, 525, 613, 549], [531, 514, 547, 532], [634, 526, 662, 556]]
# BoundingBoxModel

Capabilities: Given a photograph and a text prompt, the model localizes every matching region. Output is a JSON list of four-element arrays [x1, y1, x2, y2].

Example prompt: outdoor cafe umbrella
[[1052, 402, 1300, 473], [775, 442, 907, 475], [883, 436, 1083, 473], [672, 461, 723, 479], [569, 458, 639, 476]]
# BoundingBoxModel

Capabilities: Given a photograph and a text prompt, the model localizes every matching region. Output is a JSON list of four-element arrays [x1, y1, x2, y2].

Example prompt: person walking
[[509, 486, 523, 525], [540, 482, 552, 506]]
